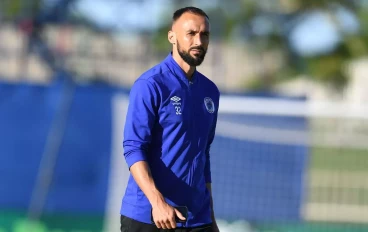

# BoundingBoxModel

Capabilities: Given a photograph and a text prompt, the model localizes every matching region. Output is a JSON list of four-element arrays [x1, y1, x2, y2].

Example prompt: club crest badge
[[204, 97, 215, 113]]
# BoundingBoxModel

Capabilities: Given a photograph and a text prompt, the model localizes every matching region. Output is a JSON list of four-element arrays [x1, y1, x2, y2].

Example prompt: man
[[120, 6, 220, 232]]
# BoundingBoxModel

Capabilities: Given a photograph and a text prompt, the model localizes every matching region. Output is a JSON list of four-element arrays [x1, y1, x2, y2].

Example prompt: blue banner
[[0, 79, 114, 214]]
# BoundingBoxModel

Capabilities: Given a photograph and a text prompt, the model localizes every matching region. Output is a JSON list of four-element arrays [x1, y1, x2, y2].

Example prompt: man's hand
[[129, 161, 185, 228], [152, 201, 186, 229]]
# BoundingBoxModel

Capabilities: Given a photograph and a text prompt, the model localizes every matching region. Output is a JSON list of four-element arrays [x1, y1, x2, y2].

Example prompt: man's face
[[171, 13, 210, 66]]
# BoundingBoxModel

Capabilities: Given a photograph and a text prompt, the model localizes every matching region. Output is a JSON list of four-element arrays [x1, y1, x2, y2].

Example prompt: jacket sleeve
[[123, 79, 158, 169], [204, 95, 219, 183]]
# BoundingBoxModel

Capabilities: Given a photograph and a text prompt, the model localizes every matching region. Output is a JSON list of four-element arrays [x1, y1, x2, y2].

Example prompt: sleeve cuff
[[125, 150, 147, 169]]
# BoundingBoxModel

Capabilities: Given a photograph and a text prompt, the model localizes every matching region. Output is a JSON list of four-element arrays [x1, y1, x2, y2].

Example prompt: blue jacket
[[121, 53, 220, 227]]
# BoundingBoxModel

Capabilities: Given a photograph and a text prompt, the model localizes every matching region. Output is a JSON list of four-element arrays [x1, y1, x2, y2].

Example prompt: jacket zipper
[[186, 80, 193, 228], [188, 79, 193, 187]]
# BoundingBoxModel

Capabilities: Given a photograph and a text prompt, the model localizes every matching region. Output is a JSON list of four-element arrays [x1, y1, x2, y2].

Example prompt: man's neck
[[172, 52, 196, 80]]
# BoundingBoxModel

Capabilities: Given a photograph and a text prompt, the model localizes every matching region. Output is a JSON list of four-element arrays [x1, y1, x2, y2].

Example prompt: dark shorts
[[120, 215, 213, 232]]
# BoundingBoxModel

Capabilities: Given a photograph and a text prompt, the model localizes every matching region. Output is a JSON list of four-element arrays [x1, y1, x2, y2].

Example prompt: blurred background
[[0, 0, 368, 231]]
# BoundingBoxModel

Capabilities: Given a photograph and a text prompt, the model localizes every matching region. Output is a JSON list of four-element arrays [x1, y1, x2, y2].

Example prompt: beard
[[177, 41, 207, 67]]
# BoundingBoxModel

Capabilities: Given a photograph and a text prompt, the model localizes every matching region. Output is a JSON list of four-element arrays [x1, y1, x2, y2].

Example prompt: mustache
[[190, 46, 205, 52]]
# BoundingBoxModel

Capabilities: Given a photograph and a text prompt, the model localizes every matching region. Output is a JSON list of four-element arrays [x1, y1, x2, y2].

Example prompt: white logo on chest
[[170, 96, 182, 115]]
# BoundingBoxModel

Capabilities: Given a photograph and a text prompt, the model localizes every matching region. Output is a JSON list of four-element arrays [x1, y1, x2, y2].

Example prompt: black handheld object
[[151, 206, 188, 224], [174, 206, 188, 223]]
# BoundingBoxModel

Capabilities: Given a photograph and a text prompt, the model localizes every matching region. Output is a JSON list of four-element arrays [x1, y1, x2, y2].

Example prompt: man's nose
[[194, 33, 203, 46]]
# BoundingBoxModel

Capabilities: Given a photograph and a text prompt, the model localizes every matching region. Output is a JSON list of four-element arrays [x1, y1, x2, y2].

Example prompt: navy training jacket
[[120, 53, 220, 227]]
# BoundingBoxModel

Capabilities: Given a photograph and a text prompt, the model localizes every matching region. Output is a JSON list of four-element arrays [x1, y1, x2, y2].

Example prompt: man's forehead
[[172, 12, 210, 31]]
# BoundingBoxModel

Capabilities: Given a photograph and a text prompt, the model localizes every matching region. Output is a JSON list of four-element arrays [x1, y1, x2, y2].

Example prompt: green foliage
[[302, 33, 368, 89], [0, 0, 41, 20], [344, 35, 368, 58], [305, 55, 347, 89], [151, 23, 171, 54], [1, 0, 23, 19]]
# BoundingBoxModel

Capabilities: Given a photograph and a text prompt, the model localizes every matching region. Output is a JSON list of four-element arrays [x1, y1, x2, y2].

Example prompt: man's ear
[[168, 30, 176, 45]]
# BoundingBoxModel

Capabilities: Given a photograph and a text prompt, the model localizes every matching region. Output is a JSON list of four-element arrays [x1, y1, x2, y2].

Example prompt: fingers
[[155, 219, 175, 229], [168, 215, 176, 229], [154, 212, 176, 229], [154, 220, 162, 229], [174, 208, 186, 221]]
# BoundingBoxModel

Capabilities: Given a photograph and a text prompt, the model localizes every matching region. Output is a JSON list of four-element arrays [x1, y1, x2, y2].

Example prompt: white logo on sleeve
[[170, 96, 182, 115], [204, 97, 215, 113]]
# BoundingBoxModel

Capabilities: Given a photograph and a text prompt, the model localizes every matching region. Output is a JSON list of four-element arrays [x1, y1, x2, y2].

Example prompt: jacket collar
[[164, 53, 198, 84]]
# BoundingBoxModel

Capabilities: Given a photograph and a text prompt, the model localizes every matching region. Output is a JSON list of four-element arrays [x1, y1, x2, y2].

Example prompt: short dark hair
[[172, 6, 209, 23]]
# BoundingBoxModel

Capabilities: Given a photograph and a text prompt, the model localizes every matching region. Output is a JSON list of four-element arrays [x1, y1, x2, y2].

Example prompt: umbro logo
[[170, 96, 182, 115], [170, 96, 181, 102]]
